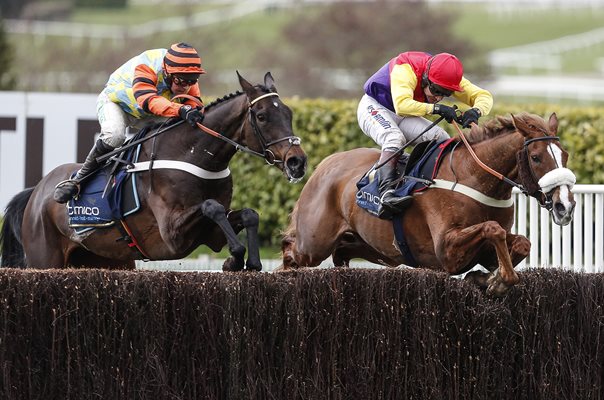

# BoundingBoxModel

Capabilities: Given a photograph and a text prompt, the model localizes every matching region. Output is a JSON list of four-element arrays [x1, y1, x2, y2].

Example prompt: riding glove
[[432, 104, 458, 123], [179, 105, 205, 127], [461, 108, 481, 128]]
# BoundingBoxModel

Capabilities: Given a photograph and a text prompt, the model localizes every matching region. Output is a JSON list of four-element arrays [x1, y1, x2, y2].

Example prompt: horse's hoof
[[486, 279, 510, 297], [245, 260, 262, 272], [464, 270, 490, 290], [222, 256, 244, 272]]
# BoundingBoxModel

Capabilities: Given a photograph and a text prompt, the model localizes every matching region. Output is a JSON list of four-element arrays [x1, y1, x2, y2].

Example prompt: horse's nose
[[286, 156, 307, 178], [552, 199, 575, 226]]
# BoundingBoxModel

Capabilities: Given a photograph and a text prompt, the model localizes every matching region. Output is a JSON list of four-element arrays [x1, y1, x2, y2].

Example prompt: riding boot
[[53, 139, 114, 203], [376, 150, 412, 219]]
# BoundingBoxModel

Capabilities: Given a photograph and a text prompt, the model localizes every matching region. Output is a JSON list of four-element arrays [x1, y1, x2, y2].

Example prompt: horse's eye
[[256, 113, 266, 122], [531, 155, 541, 163]]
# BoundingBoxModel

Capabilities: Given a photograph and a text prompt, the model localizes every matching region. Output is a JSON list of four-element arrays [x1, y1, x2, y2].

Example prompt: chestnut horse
[[1, 72, 307, 270], [281, 113, 576, 296]]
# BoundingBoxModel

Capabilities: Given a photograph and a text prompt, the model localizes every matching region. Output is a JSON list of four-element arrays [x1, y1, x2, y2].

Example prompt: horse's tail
[[279, 202, 300, 270], [0, 187, 34, 268]]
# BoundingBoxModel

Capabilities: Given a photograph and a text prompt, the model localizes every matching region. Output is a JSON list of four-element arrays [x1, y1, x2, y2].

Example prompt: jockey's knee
[[98, 124, 126, 148]]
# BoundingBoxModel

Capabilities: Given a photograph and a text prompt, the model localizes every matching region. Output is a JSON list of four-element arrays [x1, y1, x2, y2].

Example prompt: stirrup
[[380, 190, 413, 212]]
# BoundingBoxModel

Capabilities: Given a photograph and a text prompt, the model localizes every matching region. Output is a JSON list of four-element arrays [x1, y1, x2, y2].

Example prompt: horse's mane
[[464, 112, 546, 144], [205, 85, 272, 111]]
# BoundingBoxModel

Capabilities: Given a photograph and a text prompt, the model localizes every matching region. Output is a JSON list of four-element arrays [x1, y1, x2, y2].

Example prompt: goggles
[[172, 75, 199, 87], [428, 82, 453, 97]]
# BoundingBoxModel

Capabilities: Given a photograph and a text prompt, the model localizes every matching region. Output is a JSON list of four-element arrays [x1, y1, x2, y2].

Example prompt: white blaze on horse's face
[[538, 141, 576, 226], [548, 142, 564, 167]]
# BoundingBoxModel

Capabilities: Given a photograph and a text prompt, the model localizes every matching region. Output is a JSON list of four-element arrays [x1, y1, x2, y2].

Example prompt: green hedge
[[228, 100, 604, 245]]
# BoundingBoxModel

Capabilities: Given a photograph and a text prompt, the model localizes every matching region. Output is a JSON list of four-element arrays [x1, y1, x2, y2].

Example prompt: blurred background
[[1, 0, 604, 103]]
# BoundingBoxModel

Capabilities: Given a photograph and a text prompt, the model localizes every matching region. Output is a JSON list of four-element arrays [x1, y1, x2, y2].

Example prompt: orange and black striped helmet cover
[[163, 42, 205, 75]]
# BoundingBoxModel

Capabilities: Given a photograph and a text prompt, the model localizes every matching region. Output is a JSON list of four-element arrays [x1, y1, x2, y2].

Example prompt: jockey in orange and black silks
[[357, 51, 494, 219], [54, 42, 207, 204], [104, 44, 205, 119]]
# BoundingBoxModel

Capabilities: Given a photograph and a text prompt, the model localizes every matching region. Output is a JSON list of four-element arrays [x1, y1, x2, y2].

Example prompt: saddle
[[356, 138, 457, 217]]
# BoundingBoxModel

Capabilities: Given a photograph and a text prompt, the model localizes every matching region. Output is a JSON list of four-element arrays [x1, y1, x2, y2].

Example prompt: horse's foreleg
[[227, 208, 262, 271], [507, 233, 531, 266], [200, 200, 247, 272], [437, 221, 518, 296]]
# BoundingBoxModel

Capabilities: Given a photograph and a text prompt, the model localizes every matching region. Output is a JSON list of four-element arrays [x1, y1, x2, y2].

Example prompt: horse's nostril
[[554, 202, 566, 214], [287, 156, 305, 171]]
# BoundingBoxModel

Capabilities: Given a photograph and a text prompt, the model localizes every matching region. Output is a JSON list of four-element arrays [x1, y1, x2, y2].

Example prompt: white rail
[[512, 184, 604, 272]]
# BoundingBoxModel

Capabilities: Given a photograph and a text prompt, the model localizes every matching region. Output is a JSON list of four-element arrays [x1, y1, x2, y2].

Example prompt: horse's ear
[[511, 114, 530, 138], [264, 72, 277, 92], [236, 70, 255, 95], [548, 112, 559, 136]]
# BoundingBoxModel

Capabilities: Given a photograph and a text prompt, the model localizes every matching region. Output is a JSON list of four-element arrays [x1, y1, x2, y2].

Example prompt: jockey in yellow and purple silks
[[54, 42, 206, 204], [357, 51, 493, 219]]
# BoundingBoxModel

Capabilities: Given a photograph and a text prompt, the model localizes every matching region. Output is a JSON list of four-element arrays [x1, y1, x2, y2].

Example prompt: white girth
[[126, 160, 230, 180], [430, 179, 514, 208]]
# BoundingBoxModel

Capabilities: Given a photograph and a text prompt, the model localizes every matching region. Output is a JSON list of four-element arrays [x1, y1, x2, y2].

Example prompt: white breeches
[[96, 92, 169, 148], [357, 94, 449, 151]]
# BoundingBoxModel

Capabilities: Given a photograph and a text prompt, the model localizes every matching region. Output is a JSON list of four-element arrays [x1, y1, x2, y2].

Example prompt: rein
[[176, 92, 301, 165], [452, 121, 563, 211]]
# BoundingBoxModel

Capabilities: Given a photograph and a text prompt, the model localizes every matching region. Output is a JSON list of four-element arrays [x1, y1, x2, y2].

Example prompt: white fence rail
[[512, 184, 604, 272]]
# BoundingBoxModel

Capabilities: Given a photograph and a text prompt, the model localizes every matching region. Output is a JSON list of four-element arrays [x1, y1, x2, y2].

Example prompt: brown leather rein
[[452, 120, 559, 210], [172, 93, 301, 165]]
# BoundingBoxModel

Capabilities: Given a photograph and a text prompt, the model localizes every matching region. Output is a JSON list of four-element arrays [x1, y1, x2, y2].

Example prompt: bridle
[[172, 92, 301, 166], [246, 92, 302, 165], [517, 136, 562, 210], [454, 121, 567, 211]]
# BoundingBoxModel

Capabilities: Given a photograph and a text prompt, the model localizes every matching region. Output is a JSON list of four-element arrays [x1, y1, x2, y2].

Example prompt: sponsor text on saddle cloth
[[356, 138, 456, 217], [66, 128, 153, 233]]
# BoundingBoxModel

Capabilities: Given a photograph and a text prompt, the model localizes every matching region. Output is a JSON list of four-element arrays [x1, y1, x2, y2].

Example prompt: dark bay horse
[[1, 72, 307, 270], [281, 113, 576, 296]]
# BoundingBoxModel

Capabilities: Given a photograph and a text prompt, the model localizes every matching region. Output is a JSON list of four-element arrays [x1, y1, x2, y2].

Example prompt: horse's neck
[[456, 132, 523, 197], [195, 96, 249, 170]]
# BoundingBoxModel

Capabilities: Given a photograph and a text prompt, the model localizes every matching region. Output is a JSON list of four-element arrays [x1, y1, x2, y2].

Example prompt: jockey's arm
[[453, 78, 493, 117], [133, 64, 202, 117], [390, 63, 435, 117]]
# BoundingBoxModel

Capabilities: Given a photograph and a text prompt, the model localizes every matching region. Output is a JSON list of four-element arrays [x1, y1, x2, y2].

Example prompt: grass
[[450, 4, 604, 74]]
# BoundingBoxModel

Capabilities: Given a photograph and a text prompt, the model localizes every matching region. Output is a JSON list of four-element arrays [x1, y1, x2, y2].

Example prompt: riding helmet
[[163, 42, 206, 75], [427, 53, 463, 92]]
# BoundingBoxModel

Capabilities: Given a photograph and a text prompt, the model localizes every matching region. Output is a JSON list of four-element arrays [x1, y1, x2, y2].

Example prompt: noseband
[[517, 136, 560, 210], [247, 92, 302, 165]]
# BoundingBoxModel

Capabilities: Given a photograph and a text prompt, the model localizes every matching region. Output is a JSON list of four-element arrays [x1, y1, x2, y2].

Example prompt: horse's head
[[512, 113, 576, 226], [237, 71, 307, 183]]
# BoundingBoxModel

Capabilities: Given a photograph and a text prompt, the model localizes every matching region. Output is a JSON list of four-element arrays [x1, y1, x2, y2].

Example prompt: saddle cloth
[[356, 138, 456, 217], [66, 125, 156, 233]]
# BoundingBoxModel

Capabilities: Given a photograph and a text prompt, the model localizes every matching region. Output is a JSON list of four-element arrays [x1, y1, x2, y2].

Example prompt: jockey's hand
[[460, 108, 481, 128], [432, 104, 458, 124], [179, 105, 204, 128]]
